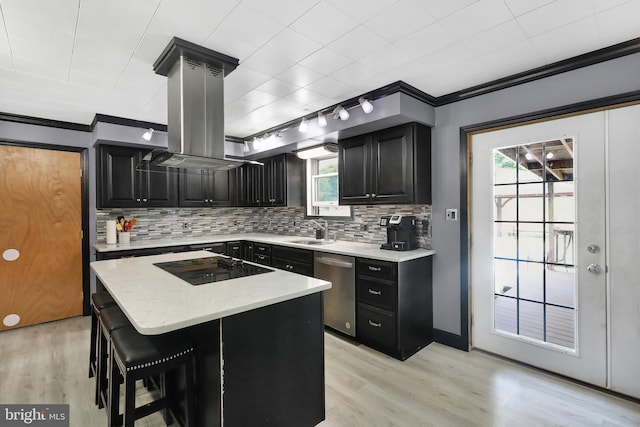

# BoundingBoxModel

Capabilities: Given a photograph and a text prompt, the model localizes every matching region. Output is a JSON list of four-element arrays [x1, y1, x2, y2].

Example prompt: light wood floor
[[1, 316, 639, 427]]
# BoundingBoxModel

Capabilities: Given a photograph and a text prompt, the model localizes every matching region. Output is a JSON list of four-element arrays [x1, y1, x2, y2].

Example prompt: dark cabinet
[[252, 243, 272, 266], [272, 245, 313, 276], [225, 241, 242, 258], [339, 123, 431, 205], [237, 154, 303, 207], [356, 256, 432, 360], [241, 241, 254, 261], [97, 145, 178, 208], [179, 169, 236, 207]]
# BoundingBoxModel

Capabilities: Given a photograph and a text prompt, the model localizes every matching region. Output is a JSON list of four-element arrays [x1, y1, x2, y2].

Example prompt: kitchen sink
[[291, 239, 331, 245]]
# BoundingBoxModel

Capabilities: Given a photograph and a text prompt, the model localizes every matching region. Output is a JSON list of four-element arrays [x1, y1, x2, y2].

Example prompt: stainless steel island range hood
[[149, 37, 243, 171]]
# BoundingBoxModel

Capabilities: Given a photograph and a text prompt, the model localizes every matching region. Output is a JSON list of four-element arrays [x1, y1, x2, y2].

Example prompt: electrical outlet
[[445, 209, 458, 221]]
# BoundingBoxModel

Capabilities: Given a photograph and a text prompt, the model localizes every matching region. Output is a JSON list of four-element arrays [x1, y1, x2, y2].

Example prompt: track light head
[[317, 112, 328, 128], [298, 117, 308, 132], [332, 105, 349, 121], [142, 128, 154, 141], [359, 97, 373, 114]]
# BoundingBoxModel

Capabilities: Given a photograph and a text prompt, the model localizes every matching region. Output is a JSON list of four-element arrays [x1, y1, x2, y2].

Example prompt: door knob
[[587, 244, 600, 254], [587, 263, 601, 274]]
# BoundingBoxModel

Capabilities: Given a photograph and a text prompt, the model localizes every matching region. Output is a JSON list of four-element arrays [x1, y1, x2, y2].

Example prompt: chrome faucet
[[309, 219, 329, 241]]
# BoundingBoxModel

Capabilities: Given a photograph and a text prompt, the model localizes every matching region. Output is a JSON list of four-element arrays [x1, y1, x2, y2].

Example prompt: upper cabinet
[[237, 154, 303, 207], [97, 145, 178, 208], [339, 123, 431, 205], [179, 169, 236, 207]]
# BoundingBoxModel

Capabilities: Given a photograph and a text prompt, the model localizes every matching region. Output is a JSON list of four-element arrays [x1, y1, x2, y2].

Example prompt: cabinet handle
[[136, 198, 141, 202], [232, 246, 239, 250], [142, 198, 147, 202], [368, 289, 382, 295], [365, 193, 370, 197], [258, 247, 266, 252], [368, 320, 382, 328], [371, 193, 376, 197], [257, 255, 265, 260], [368, 266, 382, 272]]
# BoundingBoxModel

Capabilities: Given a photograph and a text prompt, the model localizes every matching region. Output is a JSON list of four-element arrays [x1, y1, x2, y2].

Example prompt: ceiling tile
[[331, 61, 378, 85], [303, 76, 355, 99], [154, 0, 239, 29], [394, 22, 457, 58], [241, 0, 319, 26], [231, 90, 280, 111], [327, 26, 389, 61], [282, 87, 326, 105], [439, 0, 514, 40], [276, 64, 324, 87], [255, 78, 298, 98], [516, 0, 595, 37], [590, 0, 632, 13], [206, 2, 285, 50], [365, 1, 436, 42], [261, 28, 322, 63], [290, 2, 360, 44], [323, 0, 397, 22], [462, 19, 528, 56], [502, 0, 556, 17], [468, 39, 543, 84], [358, 44, 414, 74], [594, 1, 640, 45], [223, 67, 271, 101], [298, 48, 352, 76], [530, 16, 602, 63], [240, 50, 295, 76], [414, 0, 480, 20]]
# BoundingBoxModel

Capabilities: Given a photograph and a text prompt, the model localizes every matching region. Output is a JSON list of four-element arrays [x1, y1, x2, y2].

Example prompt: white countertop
[[90, 250, 331, 335], [94, 233, 435, 262]]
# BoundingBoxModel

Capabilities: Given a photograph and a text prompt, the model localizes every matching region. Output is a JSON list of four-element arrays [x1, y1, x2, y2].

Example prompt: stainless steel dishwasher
[[314, 252, 356, 337]]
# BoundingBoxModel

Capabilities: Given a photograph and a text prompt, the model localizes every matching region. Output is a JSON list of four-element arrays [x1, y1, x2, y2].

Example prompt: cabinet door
[[339, 135, 371, 204], [263, 155, 286, 206], [225, 241, 242, 258], [209, 169, 236, 206], [179, 169, 208, 207], [97, 146, 139, 208], [371, 125, 414, 204], [238, 164, 262, 206], [142, 161, 178, 207]]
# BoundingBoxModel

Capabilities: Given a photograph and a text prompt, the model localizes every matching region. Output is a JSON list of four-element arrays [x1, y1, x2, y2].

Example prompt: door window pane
[[492, 139, 576, 350]]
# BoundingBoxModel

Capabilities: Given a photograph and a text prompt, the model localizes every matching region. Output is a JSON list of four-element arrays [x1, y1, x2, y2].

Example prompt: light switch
[[446, 209, 458, 221]]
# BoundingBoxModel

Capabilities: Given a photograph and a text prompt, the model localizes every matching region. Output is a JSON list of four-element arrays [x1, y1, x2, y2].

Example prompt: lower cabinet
[[272, 245, 313, 276], [225, 241, 242, 258], [252, 243, 272, 266], [356, 256, 432, 360]]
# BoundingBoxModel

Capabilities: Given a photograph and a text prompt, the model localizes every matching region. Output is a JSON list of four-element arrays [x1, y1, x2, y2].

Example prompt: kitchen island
[[90, 250, 331, 427]]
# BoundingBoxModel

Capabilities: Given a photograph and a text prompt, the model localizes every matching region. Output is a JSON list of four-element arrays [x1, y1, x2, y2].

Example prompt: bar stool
[[97, 306, 133, 409], [89, 292, 116, 379], [108, 327, 196, 427]]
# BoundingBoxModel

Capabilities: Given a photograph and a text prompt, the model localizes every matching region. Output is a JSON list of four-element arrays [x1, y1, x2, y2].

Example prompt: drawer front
[[357, 277, 396, 311], [357, 304, 396, 349], [272, 258, 313, 276], [272, 245, 313, 265], [253, 253, 272, 266], [357, 258, 396, 281], [254, 243, 272, 255], [225, 241, 242, 257]]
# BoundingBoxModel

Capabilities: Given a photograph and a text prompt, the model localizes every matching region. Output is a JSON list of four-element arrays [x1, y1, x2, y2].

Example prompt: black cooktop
[[154, 256, 274, 286]]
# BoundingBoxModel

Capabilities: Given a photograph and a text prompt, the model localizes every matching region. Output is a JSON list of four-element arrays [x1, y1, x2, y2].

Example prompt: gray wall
[[431, 52, 640, 336]]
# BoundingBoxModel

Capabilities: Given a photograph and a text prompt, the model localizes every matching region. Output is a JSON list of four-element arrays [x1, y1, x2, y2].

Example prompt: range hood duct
[[150, 37, 242, 171]]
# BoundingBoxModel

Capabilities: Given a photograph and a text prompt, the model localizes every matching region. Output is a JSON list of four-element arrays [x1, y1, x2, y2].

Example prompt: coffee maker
[[379, 215, 418, 251]]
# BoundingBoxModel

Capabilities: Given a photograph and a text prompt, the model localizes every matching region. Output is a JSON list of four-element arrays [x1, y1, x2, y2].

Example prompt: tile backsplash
[[97, 205, 432, 248]]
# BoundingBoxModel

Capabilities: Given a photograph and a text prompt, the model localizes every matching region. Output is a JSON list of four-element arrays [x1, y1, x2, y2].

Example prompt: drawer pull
[[368, 320, 382, 328], [368, 289, 382, 295], [368, 266, 382, 272]]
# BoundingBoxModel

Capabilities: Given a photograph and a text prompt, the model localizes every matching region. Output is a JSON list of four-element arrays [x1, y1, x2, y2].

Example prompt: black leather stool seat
[[97, 306, 133, 410], [109, 328, 196, 427], [89, 292, 116, 379]]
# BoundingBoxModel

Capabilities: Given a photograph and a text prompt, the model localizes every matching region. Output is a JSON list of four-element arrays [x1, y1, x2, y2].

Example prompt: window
[[306, 156, 351, 217]]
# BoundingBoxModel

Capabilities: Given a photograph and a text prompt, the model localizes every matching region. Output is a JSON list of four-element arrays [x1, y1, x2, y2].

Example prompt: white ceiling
[[0, 0, 638, 138]]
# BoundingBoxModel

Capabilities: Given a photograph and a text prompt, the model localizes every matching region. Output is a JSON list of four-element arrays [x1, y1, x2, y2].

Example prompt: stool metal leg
[[89, 309, 98, 378]]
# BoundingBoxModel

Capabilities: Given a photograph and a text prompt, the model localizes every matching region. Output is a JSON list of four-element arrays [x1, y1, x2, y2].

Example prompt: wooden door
[[0, 145, 83, 330]]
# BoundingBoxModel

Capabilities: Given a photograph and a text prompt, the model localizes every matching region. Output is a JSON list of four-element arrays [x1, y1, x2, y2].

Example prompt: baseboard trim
[[433, 329, 469, 351]]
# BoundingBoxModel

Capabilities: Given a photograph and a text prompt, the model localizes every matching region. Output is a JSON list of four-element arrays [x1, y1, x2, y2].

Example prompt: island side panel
[[188, 319, 222, 427], [222, 292, 325, 427]]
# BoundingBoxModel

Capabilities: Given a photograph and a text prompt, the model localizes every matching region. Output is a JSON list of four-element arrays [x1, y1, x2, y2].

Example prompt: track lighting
[[142, 128, 154, 141], [317, 112, 327, 128], [359, 97, 373, 114], [525, 152, 534, 161], [546, 152, 554, 159], [298, 117, 308, 132], [332, 105, 349, 121]]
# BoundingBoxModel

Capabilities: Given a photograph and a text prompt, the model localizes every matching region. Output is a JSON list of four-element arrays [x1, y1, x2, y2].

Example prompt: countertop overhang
[[90, 250, 331, 335], [94, 233, 435, 262]]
